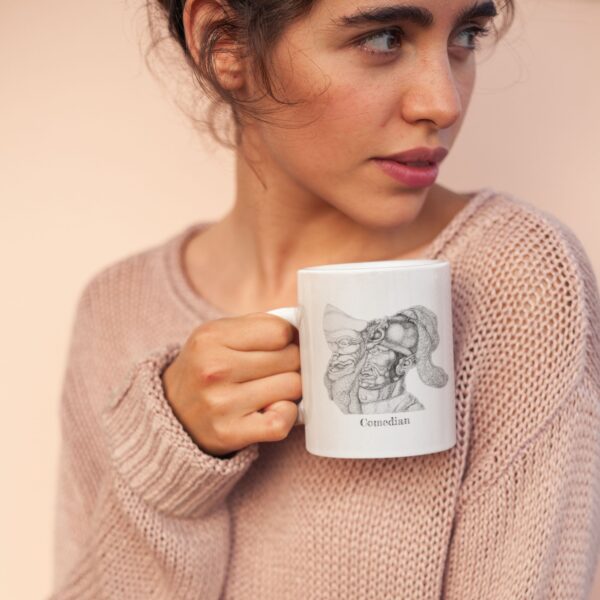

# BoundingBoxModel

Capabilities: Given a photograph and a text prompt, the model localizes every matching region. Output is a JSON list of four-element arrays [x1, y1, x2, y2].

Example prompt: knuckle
[[195, 359, 230, 386], [192, 321, 220, 344], [203, 387, 229, 413]]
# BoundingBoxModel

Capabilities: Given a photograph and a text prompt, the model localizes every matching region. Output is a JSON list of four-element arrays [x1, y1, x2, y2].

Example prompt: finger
[[229, 370, 302, 415], [219, 313, 298, 351], [240, 400, 300, 444], [227, 343, 301, 383]]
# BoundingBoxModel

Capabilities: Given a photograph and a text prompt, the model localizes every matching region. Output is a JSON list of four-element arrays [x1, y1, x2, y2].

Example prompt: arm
[[49, 291, 259, 599], [442, 375, 600, 599]]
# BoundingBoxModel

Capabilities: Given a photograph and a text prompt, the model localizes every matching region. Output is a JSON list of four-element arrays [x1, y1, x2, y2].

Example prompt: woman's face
[[237, 0, 498, 227]]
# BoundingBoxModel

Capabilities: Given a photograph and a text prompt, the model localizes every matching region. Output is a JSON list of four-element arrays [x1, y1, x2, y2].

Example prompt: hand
[[161, 312, 301, 457]]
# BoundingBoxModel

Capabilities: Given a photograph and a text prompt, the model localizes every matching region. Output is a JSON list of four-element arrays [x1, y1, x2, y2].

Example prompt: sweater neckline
[[164, 186, 498, 320]]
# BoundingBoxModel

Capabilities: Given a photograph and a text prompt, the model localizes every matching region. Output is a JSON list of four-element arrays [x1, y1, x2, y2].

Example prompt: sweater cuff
[[101, 343, 260, 519]]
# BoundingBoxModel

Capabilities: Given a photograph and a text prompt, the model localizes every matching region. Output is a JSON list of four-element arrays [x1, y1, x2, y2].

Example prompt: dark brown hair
[[144, 0, 515, 151]]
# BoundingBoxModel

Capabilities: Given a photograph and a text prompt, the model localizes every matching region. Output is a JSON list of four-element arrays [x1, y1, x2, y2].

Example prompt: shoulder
[[77, 237, 169, 310], [61, 228, 192, 414], [454, 189, 595, 361], [73, 220, 195, 321], [452, 190, 599, 488], [68, 228, 185, 362]]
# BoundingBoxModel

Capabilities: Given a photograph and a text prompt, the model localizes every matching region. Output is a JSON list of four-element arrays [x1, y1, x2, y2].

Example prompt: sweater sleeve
[[49, 288, 260, 599], [442, 374, 600, 599]]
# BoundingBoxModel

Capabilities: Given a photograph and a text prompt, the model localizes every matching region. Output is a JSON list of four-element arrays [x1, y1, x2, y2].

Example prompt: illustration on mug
[[323, 303, 448, 414]]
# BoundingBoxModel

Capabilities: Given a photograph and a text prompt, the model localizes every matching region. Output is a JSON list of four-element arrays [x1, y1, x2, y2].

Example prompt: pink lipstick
[[371, 146, 448, 188], [372, 159, 439, 187]]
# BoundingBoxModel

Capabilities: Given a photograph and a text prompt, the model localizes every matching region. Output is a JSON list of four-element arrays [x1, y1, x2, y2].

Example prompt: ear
[[182, 0, 245, 90]]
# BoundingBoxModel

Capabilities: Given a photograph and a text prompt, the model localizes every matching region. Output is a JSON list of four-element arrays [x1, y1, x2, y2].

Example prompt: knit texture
[[49, 187, 600, 599]]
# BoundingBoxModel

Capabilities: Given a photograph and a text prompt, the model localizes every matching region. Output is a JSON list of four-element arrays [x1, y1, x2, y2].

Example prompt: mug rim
[[298, 259, 448, 274]]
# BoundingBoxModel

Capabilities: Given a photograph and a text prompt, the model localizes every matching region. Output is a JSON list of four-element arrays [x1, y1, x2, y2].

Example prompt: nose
[[400, 54, 464, 130]]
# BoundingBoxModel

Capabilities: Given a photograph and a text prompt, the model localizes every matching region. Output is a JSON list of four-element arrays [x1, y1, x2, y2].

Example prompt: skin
[[181, 0, 496, 316]]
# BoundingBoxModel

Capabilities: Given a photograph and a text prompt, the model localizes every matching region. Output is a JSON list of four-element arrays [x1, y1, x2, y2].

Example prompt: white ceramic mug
[[266, 259, 456, 459]]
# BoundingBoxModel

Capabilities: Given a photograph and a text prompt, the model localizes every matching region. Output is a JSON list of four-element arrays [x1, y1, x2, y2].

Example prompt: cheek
[[323, 85, 384, 156], [265, 85, 381, 179], [453, 65, 476, 109], [261, 71, 383, 168]]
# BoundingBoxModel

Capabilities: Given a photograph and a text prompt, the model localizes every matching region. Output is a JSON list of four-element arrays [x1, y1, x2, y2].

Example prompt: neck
[[219, 153, 438, 299]]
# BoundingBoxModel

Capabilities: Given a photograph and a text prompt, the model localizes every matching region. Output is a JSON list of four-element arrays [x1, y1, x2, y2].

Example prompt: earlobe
[[218, 65, 245, 90], [211, 38, 246, 91]]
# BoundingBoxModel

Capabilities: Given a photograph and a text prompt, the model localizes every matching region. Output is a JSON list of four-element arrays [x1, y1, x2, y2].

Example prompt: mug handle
[[265, 307, 305, 427]]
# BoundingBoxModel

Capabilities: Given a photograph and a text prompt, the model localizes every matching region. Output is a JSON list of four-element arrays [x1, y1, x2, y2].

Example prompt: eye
[[453, 24, 492, 51], [353, 27, 404, 57], [353, 23, 493, 57]]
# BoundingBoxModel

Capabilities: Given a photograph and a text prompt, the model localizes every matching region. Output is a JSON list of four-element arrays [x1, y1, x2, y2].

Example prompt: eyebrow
[[331, 1, 498, 29]]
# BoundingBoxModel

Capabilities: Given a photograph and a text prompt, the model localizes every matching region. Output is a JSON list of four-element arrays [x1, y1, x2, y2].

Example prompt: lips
[[376, 146, 448, 165], [372, 158, 439, 188]]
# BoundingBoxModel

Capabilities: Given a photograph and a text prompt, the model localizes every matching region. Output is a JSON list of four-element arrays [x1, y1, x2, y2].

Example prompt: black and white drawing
[[322, 303, 449, 414]]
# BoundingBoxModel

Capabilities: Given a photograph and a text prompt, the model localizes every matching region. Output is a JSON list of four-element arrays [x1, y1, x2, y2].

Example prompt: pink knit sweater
[[50, 187, 600, 599]]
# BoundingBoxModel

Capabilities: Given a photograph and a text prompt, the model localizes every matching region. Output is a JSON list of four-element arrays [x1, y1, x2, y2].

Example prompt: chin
[[348, 199, 426, 231]]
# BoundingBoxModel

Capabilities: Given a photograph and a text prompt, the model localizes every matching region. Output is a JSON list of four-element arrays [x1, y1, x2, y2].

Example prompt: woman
[[50, 1, 600, 598]]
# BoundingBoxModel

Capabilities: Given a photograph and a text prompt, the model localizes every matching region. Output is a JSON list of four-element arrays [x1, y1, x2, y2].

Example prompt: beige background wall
[[1, 0, 599, 597]]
